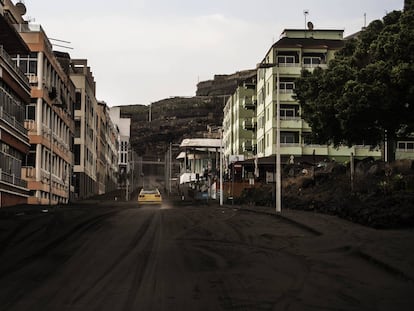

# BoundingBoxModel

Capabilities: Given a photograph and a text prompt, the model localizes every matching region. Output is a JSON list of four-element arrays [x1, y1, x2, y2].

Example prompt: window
[[278, 82, 295, 93], [257, 138, 264, 153], [75, 120, 81, 138], [25, 105, 35, 120], [303, 57, 321, 67], [74, 145, 80, 165], [280, 132, 299, 144], [259, 68, 264, 81], [26, 145, 36, 167], [13, 54, 38, 75], [257, 113, 265, 129], [75, 91, 82, 110], [398, 141, 414, 151], [277, 55, 295, 66], [258, 89, 264, 106], [277, 104, 299, 119]]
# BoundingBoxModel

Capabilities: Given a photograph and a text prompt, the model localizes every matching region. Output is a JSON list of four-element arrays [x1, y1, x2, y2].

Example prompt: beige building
[[70, 59, 98, 200], [109, 107, 131, 189], [97, 101, 119, 195], [13, 23, 75, 204]]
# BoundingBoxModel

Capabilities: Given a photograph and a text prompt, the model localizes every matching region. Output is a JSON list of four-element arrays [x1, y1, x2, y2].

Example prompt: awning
[[180, 138, 221, 149]]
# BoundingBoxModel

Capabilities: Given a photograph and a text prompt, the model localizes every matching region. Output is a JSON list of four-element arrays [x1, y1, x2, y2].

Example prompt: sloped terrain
[[282, 159, 414, 229], [120, 96, 225, 156]]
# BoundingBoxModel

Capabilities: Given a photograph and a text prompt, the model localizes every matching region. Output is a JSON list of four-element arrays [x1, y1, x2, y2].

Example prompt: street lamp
[[257, 62, 281, 213]]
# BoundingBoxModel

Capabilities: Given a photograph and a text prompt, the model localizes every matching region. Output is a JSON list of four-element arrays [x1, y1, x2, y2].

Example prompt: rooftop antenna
[[304, 10, 309, 29]]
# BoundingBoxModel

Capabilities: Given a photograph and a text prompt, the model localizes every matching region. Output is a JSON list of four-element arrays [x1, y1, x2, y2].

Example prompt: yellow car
[[138, 188, 162, 205]]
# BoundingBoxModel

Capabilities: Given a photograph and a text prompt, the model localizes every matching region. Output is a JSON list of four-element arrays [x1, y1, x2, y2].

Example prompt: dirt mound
[[243, 160, 414, 229]]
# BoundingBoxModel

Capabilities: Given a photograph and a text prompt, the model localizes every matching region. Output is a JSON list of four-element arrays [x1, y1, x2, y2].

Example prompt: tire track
[[70, 211, 156, 306], [0, 210, 119, 279], [121, 211, 162, 311]]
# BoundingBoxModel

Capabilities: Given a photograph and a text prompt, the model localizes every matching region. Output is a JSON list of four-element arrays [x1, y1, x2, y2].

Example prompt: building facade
[[13, 22, 75, 205], [255, 28, 381, 162], [70, 59, 98, 200], [0, 0, 31, 207], [97, 101, 119, 195], [109, 106, 131, 189], [223, 75, 257, 161]]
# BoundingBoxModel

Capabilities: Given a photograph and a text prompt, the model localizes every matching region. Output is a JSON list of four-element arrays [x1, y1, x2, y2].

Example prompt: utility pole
[[49, 105, 53, 206], [275, 66, 281, 213], [169, 142, 172, 195], [220, 129, 223, 206]]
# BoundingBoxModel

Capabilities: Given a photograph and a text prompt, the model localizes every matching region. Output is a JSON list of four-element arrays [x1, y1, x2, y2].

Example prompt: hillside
[[120, 96, 226, 157], [119, 69, 257, 157]]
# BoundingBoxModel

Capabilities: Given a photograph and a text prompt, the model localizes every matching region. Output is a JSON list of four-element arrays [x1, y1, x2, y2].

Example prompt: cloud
[[42, 13, 272, 105]]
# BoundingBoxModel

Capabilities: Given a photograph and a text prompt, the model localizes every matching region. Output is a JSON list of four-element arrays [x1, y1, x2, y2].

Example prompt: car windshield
[[141, 190, 159, 194]]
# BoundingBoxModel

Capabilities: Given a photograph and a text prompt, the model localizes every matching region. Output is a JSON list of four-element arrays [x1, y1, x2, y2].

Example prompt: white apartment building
[[255, 28, 381, 162], [109, 106, 131, 188]]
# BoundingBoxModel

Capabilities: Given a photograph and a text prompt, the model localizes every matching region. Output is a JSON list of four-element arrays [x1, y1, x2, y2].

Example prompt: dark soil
[[241, 159, 414, 229]]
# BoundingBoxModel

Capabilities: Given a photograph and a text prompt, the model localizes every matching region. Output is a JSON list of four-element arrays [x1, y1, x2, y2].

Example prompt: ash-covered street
[[0, 202, 413, 311]]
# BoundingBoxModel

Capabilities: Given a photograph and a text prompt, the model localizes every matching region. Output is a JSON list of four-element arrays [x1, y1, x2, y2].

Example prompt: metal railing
[[0, 169, 28, 188], [0, 106, 28, 136], [0, 45, 29, 85]]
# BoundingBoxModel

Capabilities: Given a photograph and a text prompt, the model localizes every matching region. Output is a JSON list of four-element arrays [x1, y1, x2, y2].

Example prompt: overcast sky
[[23, 0, 403, 107]]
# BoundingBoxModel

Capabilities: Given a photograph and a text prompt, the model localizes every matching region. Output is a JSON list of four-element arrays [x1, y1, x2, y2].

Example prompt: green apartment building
[[223, 74, 257, 161]]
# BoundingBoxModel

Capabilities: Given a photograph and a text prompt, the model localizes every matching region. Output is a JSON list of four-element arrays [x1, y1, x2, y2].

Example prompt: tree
[[294, 8, 414, 161]]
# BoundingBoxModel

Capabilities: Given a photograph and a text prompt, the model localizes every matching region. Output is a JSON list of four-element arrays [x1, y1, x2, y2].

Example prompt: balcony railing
[[243, 118, 257, 131], [24, 119, 36, 132], [242, 96, 256, 110], [22, 166, 36, 179], [0, 45, 29, 87], [0, 107, 28, 136], [0, 169, 28, 189], [242, 141, 254, 151]]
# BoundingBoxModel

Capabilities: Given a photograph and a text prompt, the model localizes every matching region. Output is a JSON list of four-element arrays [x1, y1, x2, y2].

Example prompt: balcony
[[0, 107, 28, 136], [0, 45, 29, 87], [26, 73, 38, 84], [0, 169, 28, 189], [242, 96, 256, 110], [24, 119, 37, 133], [274, 63, 302, 76], [243, 140, 254, 151], [243, 82, 256, 90], [280, 117, 302, 130], [243, 118, 257, 131]]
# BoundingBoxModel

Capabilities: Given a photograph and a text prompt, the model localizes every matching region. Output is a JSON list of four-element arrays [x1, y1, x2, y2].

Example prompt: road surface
[[0, 203, 413, 310]]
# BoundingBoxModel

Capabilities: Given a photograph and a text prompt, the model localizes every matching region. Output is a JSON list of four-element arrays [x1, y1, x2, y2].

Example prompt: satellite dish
[[307, 21, 314, 30], [16, 2, 27, 16]]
